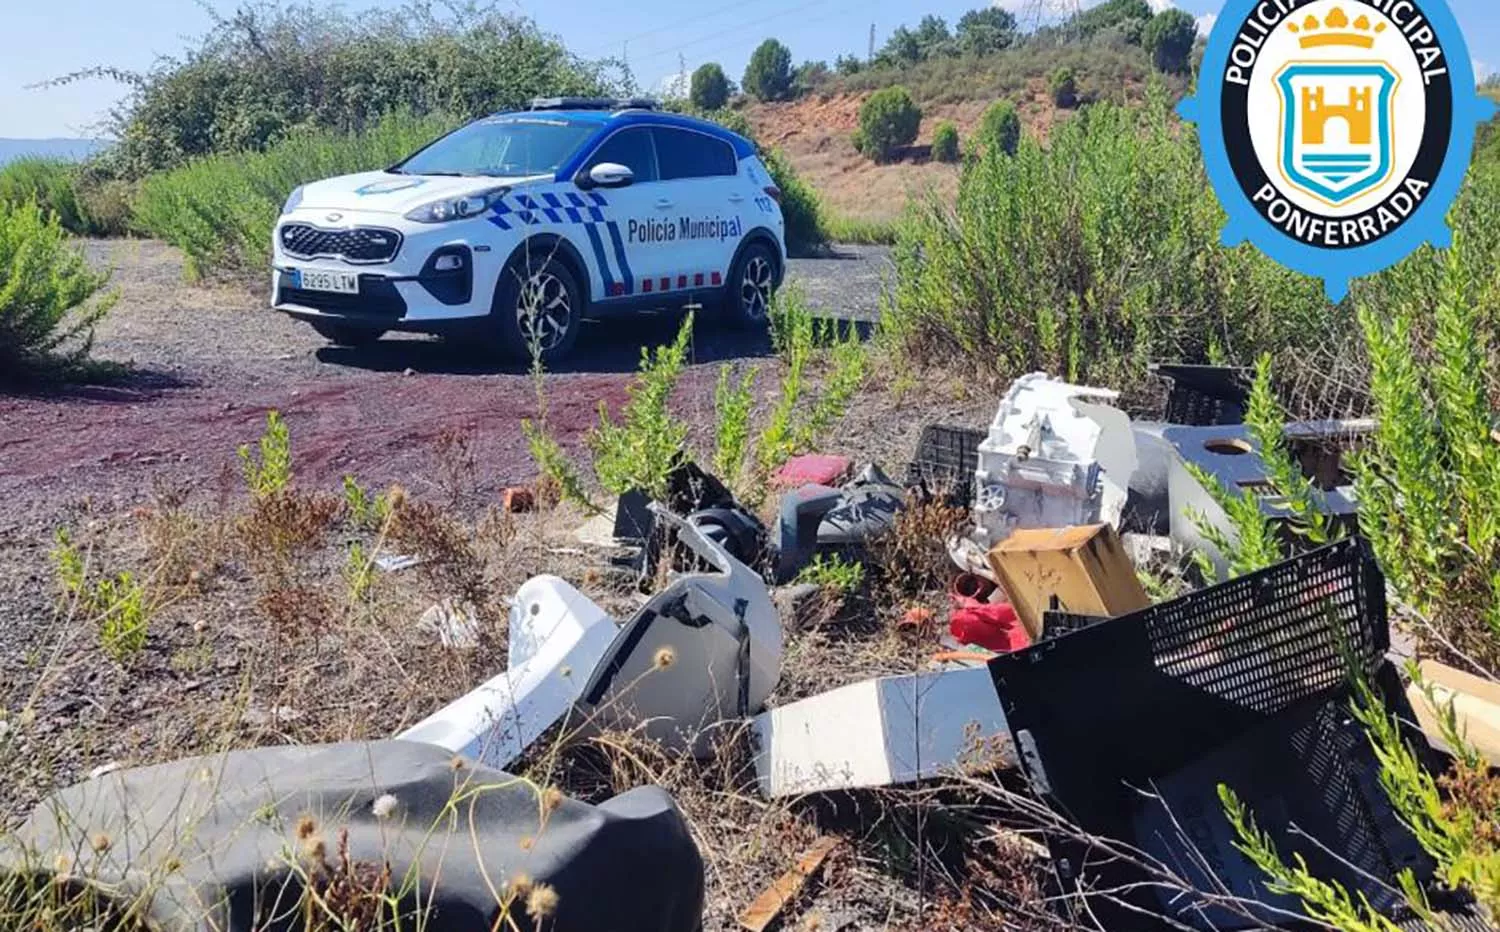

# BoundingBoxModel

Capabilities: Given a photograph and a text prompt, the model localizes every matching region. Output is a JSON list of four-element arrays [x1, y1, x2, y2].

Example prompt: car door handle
[[654, 198, 674, 209]]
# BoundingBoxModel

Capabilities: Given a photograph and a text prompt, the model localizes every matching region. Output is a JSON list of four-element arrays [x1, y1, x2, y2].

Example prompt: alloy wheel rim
[[741, 255, 773, 320], [517, 271, 571, 351]]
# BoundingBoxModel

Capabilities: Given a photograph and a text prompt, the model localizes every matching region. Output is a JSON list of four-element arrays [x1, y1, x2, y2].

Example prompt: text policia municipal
[[1224, 0, 1449, 87]]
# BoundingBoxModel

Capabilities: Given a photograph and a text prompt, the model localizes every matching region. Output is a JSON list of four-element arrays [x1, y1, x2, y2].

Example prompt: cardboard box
[[988, 524, 1150, 639]]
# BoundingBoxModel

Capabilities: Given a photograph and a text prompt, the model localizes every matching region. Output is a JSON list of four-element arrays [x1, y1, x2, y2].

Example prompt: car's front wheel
[[311, 322, 386, 347], [723, 241, 778, 329], [492, 253, 582, 364]]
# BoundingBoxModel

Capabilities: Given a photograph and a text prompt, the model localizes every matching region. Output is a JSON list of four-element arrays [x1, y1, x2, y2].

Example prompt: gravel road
[[0, 240, 893, 539]]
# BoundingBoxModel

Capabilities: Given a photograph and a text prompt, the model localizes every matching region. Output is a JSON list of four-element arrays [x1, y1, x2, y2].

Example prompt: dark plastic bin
[[904, 424, 985, 507]]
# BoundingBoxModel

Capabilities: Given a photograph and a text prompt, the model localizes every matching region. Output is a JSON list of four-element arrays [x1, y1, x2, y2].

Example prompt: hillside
[[745, 44, 1174, 223]]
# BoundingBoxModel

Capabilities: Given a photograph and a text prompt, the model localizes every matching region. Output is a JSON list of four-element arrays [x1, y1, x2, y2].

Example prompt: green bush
[[976, 99, 1022, 156], [0, 201, 117, 381], [1049, 66, 1078, 108], [132, 111, 455, 277], [931, 121, 961, 162], [68, 4, 620, 180], [761, 148, 826, 255], [743, 39, 795, 101], [1144, 8, 1198, 74], [856, 86, 922, 163], [690, 63, 732, 111], [0, 158, 87, 234], [887, 89, 1332, 386]]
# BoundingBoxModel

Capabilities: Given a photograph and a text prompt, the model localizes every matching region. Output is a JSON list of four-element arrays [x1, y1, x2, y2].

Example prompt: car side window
[[585, 127, 658, 183], [653, 128, 737, 181]]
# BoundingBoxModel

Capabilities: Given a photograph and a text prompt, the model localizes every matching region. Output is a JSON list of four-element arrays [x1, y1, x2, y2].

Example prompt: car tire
[[311, 322, 385, 347], [722, 241, 778, 329], [492, 252, 583, 364]]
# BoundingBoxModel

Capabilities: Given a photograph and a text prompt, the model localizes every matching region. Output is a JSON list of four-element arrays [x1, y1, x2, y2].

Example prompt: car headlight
[[281, 185, 305, 215], [404, 187, 509, 224]]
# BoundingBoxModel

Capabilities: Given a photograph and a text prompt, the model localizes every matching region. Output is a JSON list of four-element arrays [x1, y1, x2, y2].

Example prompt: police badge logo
[[1180, 0, 1496, 300]]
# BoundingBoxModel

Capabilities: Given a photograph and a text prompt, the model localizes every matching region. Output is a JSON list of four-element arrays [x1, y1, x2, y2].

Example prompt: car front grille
[[279, 223, 402, 263]]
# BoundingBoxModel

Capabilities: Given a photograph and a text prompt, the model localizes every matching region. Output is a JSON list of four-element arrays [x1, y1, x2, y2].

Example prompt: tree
[[878, 26, 922, 66], [794, 60, 831, 96], [931, 121, 960, 163], [689, 62, 731, 110], [956, 6, 1018, 55], [743, 38, 794, 101], [913, 14, 954, 58], [855, 85, 921, 162], [977, 99, 1021, 156], [833, 54, 864, 76], [1068, 0, 1152, 41], [1144, 8, 1198, 73]]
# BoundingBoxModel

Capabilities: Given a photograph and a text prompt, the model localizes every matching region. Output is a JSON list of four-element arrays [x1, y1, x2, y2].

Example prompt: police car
[[272, 98, 787, 362]]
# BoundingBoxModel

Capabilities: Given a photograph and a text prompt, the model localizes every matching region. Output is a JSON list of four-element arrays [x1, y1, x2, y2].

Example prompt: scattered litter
[[241, 705, 303, 727], [737, 835, 842, 932], [752, 665, 1012, 797], [402, 508, 781, 766], [500, 486, 535, 512], [87, 761, 122, 780], [574, 509, 622, 548], [373, 552, 422, 572], [416, 599, 481, 649], [988, 523, 1149, 640], [1407, 659, 1500, 766], [773, 453, 852, 489], [1164, 420, 1368, 579], [1149, 362, 1252, 426], [773, 464, 904, 583], [905, 424, 985, 507], [949, 600, 1027, 653], [992, 538, 1438, 929], [962, 373, 1138, 571]]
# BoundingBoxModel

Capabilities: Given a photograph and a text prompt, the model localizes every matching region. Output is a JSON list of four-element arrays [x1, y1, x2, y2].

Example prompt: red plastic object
[[774, 454, 853, 488], [950, 573, 997, 604], [950, 601, 1030, 653]]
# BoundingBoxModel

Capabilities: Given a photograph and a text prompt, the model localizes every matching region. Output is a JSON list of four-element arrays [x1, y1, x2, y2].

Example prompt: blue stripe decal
[[587, 192, 608, 207], [517, 210, 537, 225], [542, 192, 564, 209], [488, 215, 512, 231], [584, 224, 616, 295], [605, 221, 634, 294], [588, 207, 605, 222], [566, 192, 588, 208], [565, 207, 582, 223], [542, 208, 562, 223], [517, 194, 539, 210]]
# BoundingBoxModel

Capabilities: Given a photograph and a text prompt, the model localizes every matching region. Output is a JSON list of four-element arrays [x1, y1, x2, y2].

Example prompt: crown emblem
[[1288, 7, 1387, 48]]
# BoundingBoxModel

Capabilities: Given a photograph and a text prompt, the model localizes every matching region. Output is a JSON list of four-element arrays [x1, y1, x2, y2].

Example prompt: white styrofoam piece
[[750, 665, 1013, 797], [969, 373, 1139, 556], [396, 576, 618, 770]]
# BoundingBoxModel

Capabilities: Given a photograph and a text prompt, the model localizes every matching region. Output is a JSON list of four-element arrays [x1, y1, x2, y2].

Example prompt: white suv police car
[[272, 98, 787, 362]]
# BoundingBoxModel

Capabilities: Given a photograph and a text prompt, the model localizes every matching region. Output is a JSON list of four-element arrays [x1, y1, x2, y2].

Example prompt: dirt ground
[[0, 239, 1014, 930]]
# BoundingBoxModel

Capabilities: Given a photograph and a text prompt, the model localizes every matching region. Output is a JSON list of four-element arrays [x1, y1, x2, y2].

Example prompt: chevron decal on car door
[[605, 221, 634, 296]]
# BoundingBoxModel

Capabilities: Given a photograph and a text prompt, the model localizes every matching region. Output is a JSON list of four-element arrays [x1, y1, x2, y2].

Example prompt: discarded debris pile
[[11, 366, 1497, 931]]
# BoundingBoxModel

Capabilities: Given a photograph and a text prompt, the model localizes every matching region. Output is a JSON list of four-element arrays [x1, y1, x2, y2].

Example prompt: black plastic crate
[[904, 424, 985, 507], [1150, 363, 1252, 426], [989, 539, 1446, 930]]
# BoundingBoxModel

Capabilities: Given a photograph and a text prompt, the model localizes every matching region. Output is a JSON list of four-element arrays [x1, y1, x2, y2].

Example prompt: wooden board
[[1406, 660, 1500, 766], [738, 836, 842, 932]]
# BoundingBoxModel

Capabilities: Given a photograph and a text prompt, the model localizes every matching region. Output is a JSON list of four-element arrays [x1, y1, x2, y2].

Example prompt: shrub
[[132, 110, 454, 276], [957, 6, 1018, 55], [1144, 8, 1198, 74], [0, 158, 87, 234], [931, 121, 961, 162], [856, 86, 922, 163], [760, 148, 826, 255], [65, 4, 621, 179], [743, 39, 794, 101], [0, 201, 116, 381], [689, 63, 731, 111], [887, 90, 1333, 386], [1049, 66, 1078, 107], [588, 314, 694, 498], [833, 54, 864, 76], [976, 99, 1022, 156]]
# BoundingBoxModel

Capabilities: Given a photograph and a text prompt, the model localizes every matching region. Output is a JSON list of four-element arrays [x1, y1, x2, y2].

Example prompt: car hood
[[295, 171, 554, 214]]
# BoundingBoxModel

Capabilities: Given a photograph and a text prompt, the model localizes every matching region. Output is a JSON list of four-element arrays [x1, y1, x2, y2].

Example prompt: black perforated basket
[[989, 539, 1458, 930], [904, 424, 985, 507], [1150, 363, 1252, 426]]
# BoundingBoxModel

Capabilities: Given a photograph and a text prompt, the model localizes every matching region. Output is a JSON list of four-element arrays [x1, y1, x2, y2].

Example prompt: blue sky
[[1, 0, 1494, 138]]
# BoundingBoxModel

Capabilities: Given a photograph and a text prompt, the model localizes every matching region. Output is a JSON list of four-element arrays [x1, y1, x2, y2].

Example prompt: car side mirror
[[583, 162, 634, 189]]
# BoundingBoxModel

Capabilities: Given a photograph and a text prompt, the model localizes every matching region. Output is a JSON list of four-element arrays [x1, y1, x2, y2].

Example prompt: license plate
[[292, 268, 359, 294]]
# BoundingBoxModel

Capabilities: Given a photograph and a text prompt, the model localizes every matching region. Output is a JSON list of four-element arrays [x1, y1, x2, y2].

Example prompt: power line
[[574, 0, 778, 56], [622, 0, 835, 66]]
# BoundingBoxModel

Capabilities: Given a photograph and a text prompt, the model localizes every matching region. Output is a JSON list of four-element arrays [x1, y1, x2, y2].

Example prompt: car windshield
[[395, 116, 598, 177]]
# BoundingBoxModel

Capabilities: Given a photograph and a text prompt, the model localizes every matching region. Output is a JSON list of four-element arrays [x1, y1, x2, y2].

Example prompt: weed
[[588, 313, 694, 499], [92, 572, 151, 663], [344, 541, 375, 604], [433, 425, 478, 509], [522, 420, 598, 513], [240, 410, 292, 499], [386, 499, 491, 619], [875, 498, 969, 601], [712, 363, 758, 489], [795, 553, 866, 593], [49, 528, 86, 601], [240, 491, 342, 574], [342, 475, 392, 532]]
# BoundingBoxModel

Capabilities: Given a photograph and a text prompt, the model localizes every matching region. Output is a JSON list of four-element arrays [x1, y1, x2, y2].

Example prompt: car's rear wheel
[[311, 322, 386, 347], [492, 253, 582, 364], [723, 241, 778, 328]]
